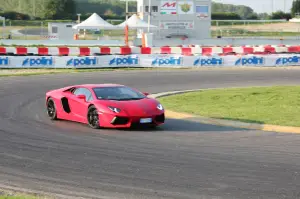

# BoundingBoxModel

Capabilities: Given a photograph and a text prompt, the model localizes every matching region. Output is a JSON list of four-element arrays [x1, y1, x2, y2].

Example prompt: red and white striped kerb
[[0, 45, 299, 56]]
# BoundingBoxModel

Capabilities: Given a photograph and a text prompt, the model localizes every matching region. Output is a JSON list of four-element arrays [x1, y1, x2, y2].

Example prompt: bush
[[270, 11, 291, 20], [212, 12, 241, 20], [0, 11, 30, 20]]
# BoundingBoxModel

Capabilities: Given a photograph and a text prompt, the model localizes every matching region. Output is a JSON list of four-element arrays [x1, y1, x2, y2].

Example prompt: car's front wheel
[[47, 98, 57, 120], [87, 105, 100, 129]]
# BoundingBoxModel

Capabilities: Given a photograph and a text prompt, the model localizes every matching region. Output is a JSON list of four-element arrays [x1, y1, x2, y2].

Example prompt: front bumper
[[99, 112, 165, 128]]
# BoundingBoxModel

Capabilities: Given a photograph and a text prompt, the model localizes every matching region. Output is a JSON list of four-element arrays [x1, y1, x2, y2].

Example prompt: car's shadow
[[118, 118, 248, 132], [50, 117, 248, 134]]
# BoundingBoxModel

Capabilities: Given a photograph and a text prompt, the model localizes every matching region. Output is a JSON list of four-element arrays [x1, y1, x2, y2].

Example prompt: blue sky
[[213, 0, 294, 13]]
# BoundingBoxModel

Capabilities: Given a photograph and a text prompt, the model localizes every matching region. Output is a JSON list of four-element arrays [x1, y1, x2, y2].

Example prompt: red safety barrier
[[242, 47, 254, 54], [141, 47, 151, 54], [201, 47, 212, 56], [287, 46, 300, 53], [0, 47, 6, 54], [38, 47, 49, 55], [58, 47, 69, 56], [120, 47, 131, 55], [222, 47, 234, 54], [181, 47, 192, 56], [79, 47, 90, 56], [16, 47, 27, 55], [100, 47, 111, 54], [1, 45, 299, 56], [160, 47, 171, 54], [263, 46, 275, 53]]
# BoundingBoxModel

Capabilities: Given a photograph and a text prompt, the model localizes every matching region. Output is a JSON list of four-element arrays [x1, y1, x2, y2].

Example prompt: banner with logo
[[159, 21, 194, 30], [196, 5, 209, 19], [160, 1, 177, 14], [141, 54, 184, 67], [1, 54, 300, 68], [0, 56, 68, 68], [186, 55, 269, 67], [178, 1, 194, 14]]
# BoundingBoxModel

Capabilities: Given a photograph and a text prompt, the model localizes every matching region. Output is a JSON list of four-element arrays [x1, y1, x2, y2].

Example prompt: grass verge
[[0, 190, 50, 199], [159, 86, 300, 127], [0, 67, 173, 77], [0, 196, 40, 199]]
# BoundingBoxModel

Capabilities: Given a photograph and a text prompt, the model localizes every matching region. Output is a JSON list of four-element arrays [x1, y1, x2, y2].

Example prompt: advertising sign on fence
[[159, 21, 194, 30], [108, 55, 139, 67], [178, 1, 194, 14], [161, 1, 177, 14], [196, 5, 209, 19], [193, 57, 223, 66], [0, 54, 300, 69]]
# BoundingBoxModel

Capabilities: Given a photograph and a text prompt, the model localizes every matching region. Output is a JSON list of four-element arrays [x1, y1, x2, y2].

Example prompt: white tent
[[72, 13, 119, 30], [118, 14, 157, 29]]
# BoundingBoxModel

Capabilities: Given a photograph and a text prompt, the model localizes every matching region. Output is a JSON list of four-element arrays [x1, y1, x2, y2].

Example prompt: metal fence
[[211, 20, 300, 39], [0, 19, 299, 41]]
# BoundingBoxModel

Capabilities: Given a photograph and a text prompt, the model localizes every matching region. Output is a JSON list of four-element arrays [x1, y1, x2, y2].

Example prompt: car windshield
[[93, 86, 146, 101]]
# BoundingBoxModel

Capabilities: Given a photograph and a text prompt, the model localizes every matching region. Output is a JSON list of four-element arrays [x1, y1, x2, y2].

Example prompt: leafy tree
[[258, 13, 271, 20], [0, 11, 30, 20], [246, 13, 259, 20], [270, 11, 291, 20], [44, 0, 59, 19], [212, 2, 254, 19], [212, 12, 241, 20], [291, 0, 300, 17], [104, 9, 116, 16], [44, 0, 76, 19]]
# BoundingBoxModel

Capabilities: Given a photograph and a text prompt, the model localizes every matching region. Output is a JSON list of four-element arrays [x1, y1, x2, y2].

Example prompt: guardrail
[[0, 54, 300, 68], [0, 45, 300, 56]]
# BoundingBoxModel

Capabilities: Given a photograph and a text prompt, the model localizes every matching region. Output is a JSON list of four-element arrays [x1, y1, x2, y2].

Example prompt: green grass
[[0, 196, 39, 199], [159, 86, 300, 127], [0, 190, 50, 199]]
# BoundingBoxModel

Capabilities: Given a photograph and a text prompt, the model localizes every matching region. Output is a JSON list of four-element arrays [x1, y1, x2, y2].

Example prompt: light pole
[[147, 0, 151, 32], [126, 0, 129, 20], [32, 0, 36, 18], [0, 16, 5, 39], [77, 14, 81, 23]]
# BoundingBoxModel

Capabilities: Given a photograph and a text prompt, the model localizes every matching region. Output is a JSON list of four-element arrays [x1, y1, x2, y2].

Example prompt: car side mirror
[[143, 92, 150, 96], [77, 95, 86, 101]]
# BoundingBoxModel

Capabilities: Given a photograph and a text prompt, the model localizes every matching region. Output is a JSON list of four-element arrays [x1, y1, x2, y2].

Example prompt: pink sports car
[[45, 84, 165, 129]]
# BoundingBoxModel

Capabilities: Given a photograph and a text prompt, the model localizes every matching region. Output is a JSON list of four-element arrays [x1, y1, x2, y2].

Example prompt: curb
[[149, 89, 300, 134]]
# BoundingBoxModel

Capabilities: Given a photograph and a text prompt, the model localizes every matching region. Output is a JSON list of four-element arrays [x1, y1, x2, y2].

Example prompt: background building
[[137, 0, 212, 41]]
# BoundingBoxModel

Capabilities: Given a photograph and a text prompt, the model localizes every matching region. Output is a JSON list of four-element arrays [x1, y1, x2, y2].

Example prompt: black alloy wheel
[[87, 106, 100, 129], [47, 98, 57, 120]]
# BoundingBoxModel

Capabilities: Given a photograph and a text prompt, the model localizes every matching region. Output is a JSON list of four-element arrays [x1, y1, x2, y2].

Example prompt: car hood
[[96, 98, 160, 116]]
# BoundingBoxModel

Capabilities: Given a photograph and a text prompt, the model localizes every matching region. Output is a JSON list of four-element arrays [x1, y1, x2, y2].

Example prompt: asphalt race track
[[1, 68, 300, 199]]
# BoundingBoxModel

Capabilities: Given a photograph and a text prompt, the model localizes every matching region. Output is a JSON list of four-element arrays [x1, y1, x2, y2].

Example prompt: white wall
[[48, 23, 77, 40], [137, 0, 211, 40]]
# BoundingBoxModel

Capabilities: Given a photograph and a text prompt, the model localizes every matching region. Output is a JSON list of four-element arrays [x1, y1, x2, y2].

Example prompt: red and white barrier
[[0, 45, 300, 56], [41, 35, 58, 39]]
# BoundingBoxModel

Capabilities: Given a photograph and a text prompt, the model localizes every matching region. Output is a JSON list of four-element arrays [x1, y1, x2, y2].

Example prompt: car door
[[68, 87, 94, 123]]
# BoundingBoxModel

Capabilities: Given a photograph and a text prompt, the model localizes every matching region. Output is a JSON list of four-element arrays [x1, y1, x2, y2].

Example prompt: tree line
[[0, 0, 298, 20]]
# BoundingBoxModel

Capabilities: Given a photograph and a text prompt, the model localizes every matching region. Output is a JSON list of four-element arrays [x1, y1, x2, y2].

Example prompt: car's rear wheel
[[47, 98, 57, 120], [87, 106, 100, 129]]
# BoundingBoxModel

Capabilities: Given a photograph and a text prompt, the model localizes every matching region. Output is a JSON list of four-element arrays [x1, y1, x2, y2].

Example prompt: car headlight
[[157, 104, 164, 110], [108, 106, 121, 113]]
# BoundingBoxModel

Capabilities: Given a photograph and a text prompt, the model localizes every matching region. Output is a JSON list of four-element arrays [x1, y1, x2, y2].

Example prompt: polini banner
[[0, 54, 300, 68]]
